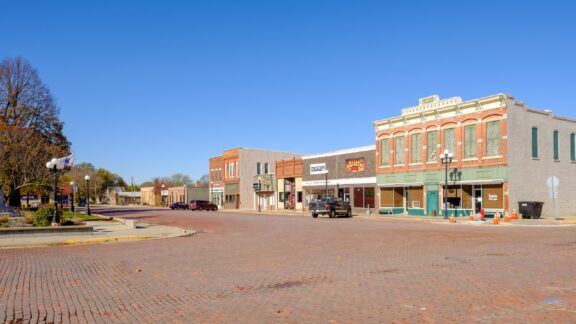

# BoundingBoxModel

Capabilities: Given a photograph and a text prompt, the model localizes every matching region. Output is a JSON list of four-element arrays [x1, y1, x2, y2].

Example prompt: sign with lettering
[[310, 163, 328, 175], [345, 158, 365, 173], [488, 194, 498, 201]]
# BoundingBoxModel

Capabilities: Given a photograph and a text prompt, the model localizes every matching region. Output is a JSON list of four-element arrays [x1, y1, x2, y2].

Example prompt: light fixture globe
[[448, 152, 454, 158], [46, 161, 54, 169], [70, 181, 75, 186], [443, 149, 449, 155], [85, 175, 91, 181], [439, 153, 445, 159]]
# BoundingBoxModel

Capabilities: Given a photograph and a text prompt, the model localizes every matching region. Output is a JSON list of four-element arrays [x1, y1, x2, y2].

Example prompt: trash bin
[[518, 201, 544, 219]]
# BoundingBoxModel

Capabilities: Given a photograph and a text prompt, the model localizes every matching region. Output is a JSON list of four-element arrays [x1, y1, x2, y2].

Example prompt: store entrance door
[[474, 188, 482, 214], [426, 190, 438, 216]]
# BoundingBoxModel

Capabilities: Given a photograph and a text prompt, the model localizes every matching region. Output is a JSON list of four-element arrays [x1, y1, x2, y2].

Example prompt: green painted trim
[[379, 208, 405, 215], [377, 166, 507, 185], [408, 208, 425, 216], [441, 209, 474, 217], [554, 130, 559, 160]]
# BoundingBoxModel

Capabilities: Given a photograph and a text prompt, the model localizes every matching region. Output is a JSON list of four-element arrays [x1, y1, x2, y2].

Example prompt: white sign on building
[[310, 163, 328, 175]]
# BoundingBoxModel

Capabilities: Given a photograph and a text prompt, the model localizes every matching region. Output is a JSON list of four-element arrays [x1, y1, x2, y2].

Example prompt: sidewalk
[[219, 208, 576, 226], [0, 218, 193, 249]]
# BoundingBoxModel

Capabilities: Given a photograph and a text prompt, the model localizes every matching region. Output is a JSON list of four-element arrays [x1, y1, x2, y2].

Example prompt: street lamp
[[257, 176, 261, 212], [45, 158, 63, 226], [161, 184, 165, 207], [439, 149, 454, 219], [70, 181, 75, 213], [85, 175, 91, 215]]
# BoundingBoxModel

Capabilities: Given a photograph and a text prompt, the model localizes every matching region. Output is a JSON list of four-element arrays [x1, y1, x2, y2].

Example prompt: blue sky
[[2, 0, 575, 184]]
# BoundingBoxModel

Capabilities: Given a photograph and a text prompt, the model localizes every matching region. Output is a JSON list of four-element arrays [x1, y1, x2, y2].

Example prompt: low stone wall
[[0, 225, 93, 236]]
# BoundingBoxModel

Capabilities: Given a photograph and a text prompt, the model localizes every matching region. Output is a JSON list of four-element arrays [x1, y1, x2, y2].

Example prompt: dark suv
[[169, 202, 189, 210], [189, 200, 218, 211]]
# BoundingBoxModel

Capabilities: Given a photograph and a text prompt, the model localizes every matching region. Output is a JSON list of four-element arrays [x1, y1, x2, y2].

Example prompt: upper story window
[[380, 138, 389, 166], [571, 132, 575, 162], [532, 127, 538, 158], [486, 121, 500, 156], [264, 163, 269, 174], [411, 133, 421, 163], [224, 162, 228, 178], [395, 136, 405, 165], [256, 162, 261, 175], [427, 131, 437, 162], [553, 130, 559, 161], [444, 128, 456, 159], [464, 125, 476, 159], [231, 161, 235, 177]]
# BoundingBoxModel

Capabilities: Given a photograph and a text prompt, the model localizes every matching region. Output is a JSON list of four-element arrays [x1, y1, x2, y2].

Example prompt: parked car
[[309, 197, 352, 218], [169, 202, 189, 210], [189, 200, 218, 211]]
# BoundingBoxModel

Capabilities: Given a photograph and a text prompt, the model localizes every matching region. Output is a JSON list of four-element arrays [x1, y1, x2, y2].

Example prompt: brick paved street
[[1, 207, 575, 323]]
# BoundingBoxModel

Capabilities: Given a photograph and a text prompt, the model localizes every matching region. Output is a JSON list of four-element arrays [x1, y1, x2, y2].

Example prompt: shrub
[[0, 215, 9, 228], [33, 207, 54, 227]]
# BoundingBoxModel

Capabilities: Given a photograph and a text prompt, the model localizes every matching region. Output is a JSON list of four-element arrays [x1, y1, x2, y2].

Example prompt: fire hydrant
[[480, 209, 485, 221]]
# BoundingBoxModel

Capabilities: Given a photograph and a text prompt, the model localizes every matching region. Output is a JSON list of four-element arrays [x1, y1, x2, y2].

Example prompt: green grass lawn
[[63, 211, 107, 221]]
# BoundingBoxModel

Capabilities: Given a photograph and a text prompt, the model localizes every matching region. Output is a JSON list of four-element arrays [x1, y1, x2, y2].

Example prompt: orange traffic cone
[[449, 215, 456, 223], [504, 211, 510, 222], [469, 213, 475, 221], [511, 209, 519, 220], [493, 212, 501, 224]]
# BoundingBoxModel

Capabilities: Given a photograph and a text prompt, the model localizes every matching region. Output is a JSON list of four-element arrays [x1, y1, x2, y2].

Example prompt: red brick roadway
[[1, 207, 575, 323]]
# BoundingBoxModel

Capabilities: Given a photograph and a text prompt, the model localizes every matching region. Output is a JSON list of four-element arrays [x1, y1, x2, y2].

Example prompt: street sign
[[546, 176, 559, 199]]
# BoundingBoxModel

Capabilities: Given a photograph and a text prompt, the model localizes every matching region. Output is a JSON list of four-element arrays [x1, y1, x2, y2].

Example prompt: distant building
[[276, 157, 303, 211], [210, 148, 299, 210], [302, 146, 376, 214], [209, 156, 224, 208], [167, 186, 209, 205], [140, 186, 159, 206]]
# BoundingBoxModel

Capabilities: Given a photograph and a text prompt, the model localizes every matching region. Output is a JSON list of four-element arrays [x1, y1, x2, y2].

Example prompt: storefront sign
[[488, 194, 498, 201], [310, 163, 328, 175], [346, 158, 365, 173]]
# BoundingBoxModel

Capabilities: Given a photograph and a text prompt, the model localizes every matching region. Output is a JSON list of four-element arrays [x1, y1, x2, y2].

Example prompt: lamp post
[[70, 181, 75, 213], [161, 184, 165, 207], [85, 175, 91, 215], [257, 176, 261, 212], [439, 149, 453, 219], [45, 158, 63, 226]]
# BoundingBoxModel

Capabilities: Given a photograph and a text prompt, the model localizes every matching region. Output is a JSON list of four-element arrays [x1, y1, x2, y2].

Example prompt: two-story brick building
[[374, 94, 576, 218], [217, 148, 299, 210]]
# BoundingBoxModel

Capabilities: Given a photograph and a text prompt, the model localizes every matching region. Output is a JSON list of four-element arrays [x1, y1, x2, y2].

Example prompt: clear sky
[[2, 0, 575, 184]]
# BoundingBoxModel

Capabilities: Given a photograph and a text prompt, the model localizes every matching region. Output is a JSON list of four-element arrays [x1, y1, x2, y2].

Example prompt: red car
[[189, 200, 218, 211]]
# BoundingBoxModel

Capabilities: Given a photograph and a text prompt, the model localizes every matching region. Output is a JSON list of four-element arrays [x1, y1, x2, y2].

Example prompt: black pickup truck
[[309, 197, 352, 218]]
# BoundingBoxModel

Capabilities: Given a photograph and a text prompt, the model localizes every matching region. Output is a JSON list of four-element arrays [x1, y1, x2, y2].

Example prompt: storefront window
[[483, 184, 503, 209], [407, 187, 423, 208]]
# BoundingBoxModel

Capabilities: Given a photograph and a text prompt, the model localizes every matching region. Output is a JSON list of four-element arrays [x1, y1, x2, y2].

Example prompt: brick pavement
[[1, 207, 575, 323]]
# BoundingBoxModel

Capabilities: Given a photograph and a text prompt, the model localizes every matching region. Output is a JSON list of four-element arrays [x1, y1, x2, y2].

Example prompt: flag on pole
[[55, 154, 74, 170]]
